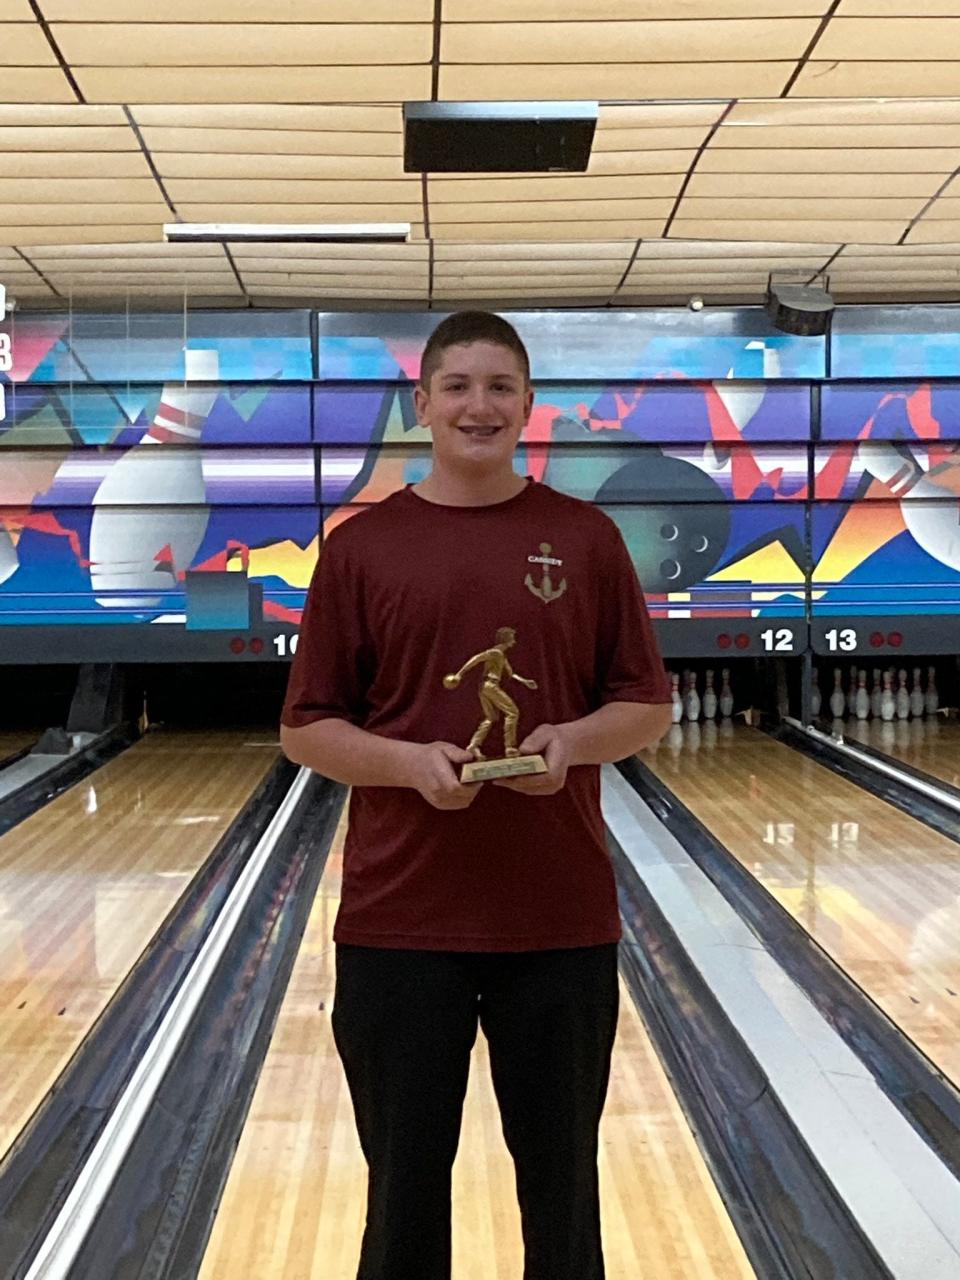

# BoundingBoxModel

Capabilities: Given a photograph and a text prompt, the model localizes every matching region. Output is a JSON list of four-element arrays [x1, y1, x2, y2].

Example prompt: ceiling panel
[[671, 219, 907, 243], [75, 66, 432, 103], [0, 70, 78, 102], [429, 199, 674, 223], [140, 129, 399, 157], [8, 227, 168, 245], [130, 105, 399, 130], [686, 172, 944, 198], [45, 0, 432, 17], [0, 204, 168, 226], [699, 147, 960, 173], [0, 23, 60, 63], [435, 220, 667, 241], [818, 17, 960, 57], [0, 1, 34, 15], [439, 63, 791, 99], [445, 1, 830, 19], [837, 1, 960, 12], [1, 153, 153, 178], [592, 128, 713, 152], [636, 239, 837, 258], [164, 178, 419, 204], [0, 178, 161, 203], [791, 62, 960, 96], [0, 126, 136, 151], [429, 174, 681, 201], [228, 241, 428, 262], [156, 153, 404, 179], [52, 22, 432, 65], [442, 18, 818, 61]]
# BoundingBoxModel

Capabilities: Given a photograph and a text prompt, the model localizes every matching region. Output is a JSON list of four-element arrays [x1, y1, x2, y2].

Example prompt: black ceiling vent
[[403, 101, 598, 173]]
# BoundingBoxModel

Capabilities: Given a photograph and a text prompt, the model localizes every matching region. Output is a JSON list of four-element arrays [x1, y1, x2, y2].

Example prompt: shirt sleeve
[[595, 518, 672, 706], [280, 530, 373, 729]]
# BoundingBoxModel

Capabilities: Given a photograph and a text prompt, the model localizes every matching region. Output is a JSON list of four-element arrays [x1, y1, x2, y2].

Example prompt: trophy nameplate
[[443, 626, 548, 785]]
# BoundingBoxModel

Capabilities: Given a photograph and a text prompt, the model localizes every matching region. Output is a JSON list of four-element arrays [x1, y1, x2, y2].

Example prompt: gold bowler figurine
[[443, 626, 549, 784]]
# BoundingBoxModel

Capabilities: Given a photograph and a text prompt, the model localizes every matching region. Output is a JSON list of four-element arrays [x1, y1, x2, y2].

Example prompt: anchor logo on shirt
[[524, 542, 567, 604]]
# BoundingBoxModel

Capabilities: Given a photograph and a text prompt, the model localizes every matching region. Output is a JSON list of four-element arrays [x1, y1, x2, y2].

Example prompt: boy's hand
[[493, 724, 571, 796], [406, 741, 484, 810]]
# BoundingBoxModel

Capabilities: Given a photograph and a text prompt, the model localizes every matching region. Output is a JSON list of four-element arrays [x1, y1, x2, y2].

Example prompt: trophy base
[[460, 753, 548, 784]]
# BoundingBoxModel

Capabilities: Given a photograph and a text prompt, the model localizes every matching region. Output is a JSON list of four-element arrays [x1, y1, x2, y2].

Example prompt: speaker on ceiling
[[765, 276, 835, 336]]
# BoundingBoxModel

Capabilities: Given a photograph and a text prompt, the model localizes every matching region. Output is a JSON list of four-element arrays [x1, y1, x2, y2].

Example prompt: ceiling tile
[[75, 66, 432, 103], [429, 174, 681, 202], [140, 128, 400, 157], [442, 18, 818, 62], [0, 69, 78, 101], [46, 0, 431, 15], [699, 146, 960, 173], [687, 172, 944, 198], [0, 125, 136, 150], [817, 16, 960, 57], [791, 62, 960, 96], [0, 178, 161, 203], [670, 218, 906, 243], [0, 23, 60, 63], [430, 198, 674, 223], [447, 2, 828, 16], [156, 153, 405, 180], [164, 178, 420, 204], [434, 219, 666, 240], [439, 63, 791, 99], [0, 152, 153, 178], [53, 22, 432, 65]]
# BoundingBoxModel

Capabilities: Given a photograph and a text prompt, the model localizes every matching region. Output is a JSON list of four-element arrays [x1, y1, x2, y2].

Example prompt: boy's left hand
[[493, 723, 572, 795]]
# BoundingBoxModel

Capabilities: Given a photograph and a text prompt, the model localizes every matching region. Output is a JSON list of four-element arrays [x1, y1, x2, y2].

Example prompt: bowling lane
[[0, 729, 277, 1160], [845, 716, 960, 791], [0, 731, 36, 763], [644, 722, 960, 1088], [200, 808, 755, 1280]]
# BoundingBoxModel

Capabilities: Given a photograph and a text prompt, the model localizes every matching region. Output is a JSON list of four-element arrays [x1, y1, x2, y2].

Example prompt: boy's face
[[414, 341, 533, 477]]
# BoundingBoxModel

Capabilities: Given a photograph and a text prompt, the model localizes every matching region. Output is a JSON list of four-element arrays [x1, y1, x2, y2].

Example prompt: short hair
[[495, 626, 516, 645], [419, 310, 530, 390]]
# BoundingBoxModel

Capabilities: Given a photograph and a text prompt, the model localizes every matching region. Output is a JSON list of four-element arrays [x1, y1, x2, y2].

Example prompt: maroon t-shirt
[[281, 478, 670, 952]]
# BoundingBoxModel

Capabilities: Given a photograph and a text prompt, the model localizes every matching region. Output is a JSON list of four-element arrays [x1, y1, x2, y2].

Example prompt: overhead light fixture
[[164, 223, 411, 244], [765, 270, 834, 336], [403, 101, 598, 173]]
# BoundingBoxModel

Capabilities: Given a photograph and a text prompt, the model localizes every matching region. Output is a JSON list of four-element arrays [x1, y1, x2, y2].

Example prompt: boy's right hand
[[405, 742, 483, 810]]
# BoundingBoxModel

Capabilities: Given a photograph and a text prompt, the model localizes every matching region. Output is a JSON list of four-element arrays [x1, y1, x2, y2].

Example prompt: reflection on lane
[[844, 716, 960, 791], [643, 722, 960, 1089], [199, 807, 755, 1280], [0, 729, 278, 1159]]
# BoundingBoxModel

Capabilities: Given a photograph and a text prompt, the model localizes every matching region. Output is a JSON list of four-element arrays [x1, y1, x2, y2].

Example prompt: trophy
[[443, 626, 549, 783]]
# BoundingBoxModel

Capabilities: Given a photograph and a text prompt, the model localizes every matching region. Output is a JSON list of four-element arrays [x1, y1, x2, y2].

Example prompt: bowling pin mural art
[[89, 350, 218, 609]]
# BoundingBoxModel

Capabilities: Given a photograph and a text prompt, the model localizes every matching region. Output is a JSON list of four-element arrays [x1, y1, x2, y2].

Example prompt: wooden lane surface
[[200, 806, 755, 1280], [644, 721, 960, 1088], [0, 729, 278, 1160], [844, 716, 960, 790], [0, 731, 36, 761]]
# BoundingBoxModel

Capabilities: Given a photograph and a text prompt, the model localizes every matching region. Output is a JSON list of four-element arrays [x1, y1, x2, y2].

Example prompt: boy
[[281, 310, 671, 1279]]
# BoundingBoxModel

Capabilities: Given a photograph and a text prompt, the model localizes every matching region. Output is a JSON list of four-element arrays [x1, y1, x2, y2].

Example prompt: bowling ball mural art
[[594, 454, 729, 594]]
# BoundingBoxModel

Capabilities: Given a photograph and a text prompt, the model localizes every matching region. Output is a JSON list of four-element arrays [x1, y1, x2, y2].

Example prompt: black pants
[[331, 942, 620, 1280]]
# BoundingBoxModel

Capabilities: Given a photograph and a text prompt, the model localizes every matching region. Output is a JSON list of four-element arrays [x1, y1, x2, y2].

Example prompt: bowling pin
[[667, 723, 684, 754], [910, 667, 925, 719], [670, 672, 683, 724], [854, 670, 870, 720], [880, 671, 895, 721], [89, 348, 219, 608], [810, 667, 821, 718], [895, 668, 910, 720], [684, 720, 702, 752], [829, 668, 846, 719], [702, 669, 718, 720], [719, 668, 734, 718], [870, 668, 883, 720], [684, 671, 701, 722], [926, 666, 939, 717], [847, 666, 858, 717]]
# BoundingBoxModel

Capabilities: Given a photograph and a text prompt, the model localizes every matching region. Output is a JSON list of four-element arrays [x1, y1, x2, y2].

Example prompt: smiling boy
[[281, 310, 671, 1280]]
